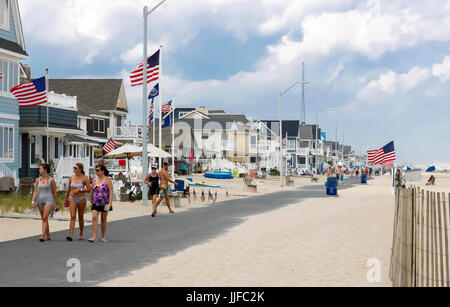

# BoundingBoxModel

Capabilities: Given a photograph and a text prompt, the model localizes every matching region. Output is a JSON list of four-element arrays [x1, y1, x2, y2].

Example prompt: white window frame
[[178, 111, 190, 118], [30, 135, 39, 168], [93, 118, 105, 133], [0, 124, 14, 162], [0, 59, 19, 96], [0, 0, 9, 31], [287, 139, 296, 151]]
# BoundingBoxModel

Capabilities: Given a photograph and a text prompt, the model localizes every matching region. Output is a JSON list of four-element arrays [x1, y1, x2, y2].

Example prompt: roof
[[0, 37, 27, 56], [48, 79, 124, 117], [19, 121, 84, 133], [261, 120, 299, 137], [67, 135, 99, 145], [208, 114, 249, 124]]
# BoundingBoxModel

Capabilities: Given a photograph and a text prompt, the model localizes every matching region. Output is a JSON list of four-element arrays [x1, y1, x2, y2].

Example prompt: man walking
[[152, 162, 178, 217]]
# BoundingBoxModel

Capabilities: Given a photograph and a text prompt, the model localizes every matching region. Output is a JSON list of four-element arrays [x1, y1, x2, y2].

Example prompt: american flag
[[0, 72, 3, 79], [162, 100, 172, 113], [103, 139, 117, 154], [11, 76, 47, 108], [367, 141, 396, 165], [149, 99, 154, 124], [129, 50, 159, 87]]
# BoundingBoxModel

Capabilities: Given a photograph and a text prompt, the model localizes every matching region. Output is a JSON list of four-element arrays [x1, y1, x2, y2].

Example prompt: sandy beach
[[100, 175, 397, 287]]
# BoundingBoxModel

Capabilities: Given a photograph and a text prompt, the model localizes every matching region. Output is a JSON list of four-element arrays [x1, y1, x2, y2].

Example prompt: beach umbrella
[[146, 143, 171, 158], [104, 144, 142, 159], [426, 166, 436, 173]]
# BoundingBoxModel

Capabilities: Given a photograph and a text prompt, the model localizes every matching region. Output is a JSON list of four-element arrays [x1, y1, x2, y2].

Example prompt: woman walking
[[89, 165, 113, 243], [64, 163, 91, 241], [31, 164, 60, 242], [144, 166, 160, 208]]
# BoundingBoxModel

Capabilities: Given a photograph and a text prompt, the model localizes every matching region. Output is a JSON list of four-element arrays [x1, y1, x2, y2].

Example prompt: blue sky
[[18, 0, 450, 165]]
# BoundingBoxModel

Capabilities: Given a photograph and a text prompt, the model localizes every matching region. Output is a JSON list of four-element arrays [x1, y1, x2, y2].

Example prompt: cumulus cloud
[[432, 55, 450, 83], [357, 66, 431, 100]]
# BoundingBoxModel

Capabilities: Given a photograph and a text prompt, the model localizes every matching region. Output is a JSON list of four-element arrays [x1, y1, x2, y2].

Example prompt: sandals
[[66, 236, 73, 242], [88, 238, 97, 243]]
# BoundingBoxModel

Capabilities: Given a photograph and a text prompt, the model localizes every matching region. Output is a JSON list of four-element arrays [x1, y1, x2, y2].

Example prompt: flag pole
[[142, 6, 149, 207], [45, 68, 49, 164], [159, 44, 163, 169], [153, 98, 155, 146], [172, 97, 175, 178]]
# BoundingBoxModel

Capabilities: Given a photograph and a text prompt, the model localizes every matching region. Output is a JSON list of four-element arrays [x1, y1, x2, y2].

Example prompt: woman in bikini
[[64, 163, 91, 241], [89, 164, 113, 243], [31, 164, 60, 242]]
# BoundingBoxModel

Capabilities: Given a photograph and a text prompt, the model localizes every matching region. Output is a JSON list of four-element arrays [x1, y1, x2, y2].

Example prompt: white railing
[[0, 161, 17, 185], [54, 157, 90, 189], [115, 126, 140, 139], [297, 148, 309, 156], [48, 92, 77, 110]]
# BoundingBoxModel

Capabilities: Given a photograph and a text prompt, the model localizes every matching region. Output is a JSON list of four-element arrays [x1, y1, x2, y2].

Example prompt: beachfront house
[[149, 107, 268, 170], [0, 0, 28, 185], [48, 79, 136, 145], [19, 91, 100, 186]]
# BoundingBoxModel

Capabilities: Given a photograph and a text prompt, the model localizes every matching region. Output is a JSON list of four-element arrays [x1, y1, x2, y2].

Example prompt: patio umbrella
[[104, 144, 143, 181]]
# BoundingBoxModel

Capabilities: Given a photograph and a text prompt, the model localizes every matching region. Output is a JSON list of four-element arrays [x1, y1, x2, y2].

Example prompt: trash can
[[361, 174, 367, 184], [174, 179, 185, 191], [325, 177, 338, 196]]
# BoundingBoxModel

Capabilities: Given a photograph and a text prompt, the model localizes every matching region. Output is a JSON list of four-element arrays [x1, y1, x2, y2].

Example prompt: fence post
[[426, 190, 430, 287], [437, 192, 444, 287]]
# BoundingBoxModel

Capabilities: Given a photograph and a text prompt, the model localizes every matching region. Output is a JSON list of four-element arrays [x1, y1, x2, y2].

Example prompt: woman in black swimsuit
[[144, 166, 160, 207]]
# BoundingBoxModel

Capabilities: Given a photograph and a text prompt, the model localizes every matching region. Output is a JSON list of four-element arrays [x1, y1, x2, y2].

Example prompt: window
[[297, 157, 306, 165], [0, 60, 18, 94], [0, 125, 13, 160], [179, 112, 190, 118], [116, 115, 123, 127], [0, 0, 9, 31], [287, 139, 296, 151], [93, 119, 105, 133], [30, 136, 37, 165], [251, 136, 257, 145]]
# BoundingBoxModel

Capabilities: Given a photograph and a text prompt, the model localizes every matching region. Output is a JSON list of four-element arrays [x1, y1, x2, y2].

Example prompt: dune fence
[[390, 187, 450, 287]]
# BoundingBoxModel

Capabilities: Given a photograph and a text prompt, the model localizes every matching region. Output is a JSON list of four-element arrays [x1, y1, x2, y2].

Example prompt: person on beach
[[31, 164, 60, 242], [151, 162, 178, 217], [89, 165, 113, 243], [64, 163, 91, 242], [144, 166, 160, 208], [325, 167, 332, 177]]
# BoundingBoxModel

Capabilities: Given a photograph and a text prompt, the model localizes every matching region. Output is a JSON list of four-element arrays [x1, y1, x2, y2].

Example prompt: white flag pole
[[45, 68, 49, 164], [172, 97, 175, 178], [159, 44, 163, 169], [142, 6, 149, 207]]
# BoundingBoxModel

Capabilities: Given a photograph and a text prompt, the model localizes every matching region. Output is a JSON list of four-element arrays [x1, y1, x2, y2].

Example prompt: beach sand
[[0, 174, 319, 243], [100, 175, 396, 287]]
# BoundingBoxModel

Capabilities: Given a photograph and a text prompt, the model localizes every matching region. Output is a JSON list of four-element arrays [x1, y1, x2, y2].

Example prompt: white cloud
[[432, 55, 450, 83], [357, 66, 431, 100], [264, 1, 450, 64], [326, 62, 345, 84]]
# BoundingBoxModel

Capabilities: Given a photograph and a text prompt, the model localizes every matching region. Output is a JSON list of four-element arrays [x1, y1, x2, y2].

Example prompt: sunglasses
[[73, 167, 79, 170], [95, 169, 101, 172]]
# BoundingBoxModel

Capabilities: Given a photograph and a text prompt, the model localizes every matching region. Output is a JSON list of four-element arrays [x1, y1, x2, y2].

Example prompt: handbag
[[64, 199, 70, 208]]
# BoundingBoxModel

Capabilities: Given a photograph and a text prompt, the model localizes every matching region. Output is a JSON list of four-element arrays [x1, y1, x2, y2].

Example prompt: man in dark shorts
[[151, 162, 178, 217]]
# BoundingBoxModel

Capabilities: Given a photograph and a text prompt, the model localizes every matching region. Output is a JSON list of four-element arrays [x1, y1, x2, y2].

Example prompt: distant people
[[395, 169, 406, 188], [89, 165, 113, 243], [369, 168, 373, 177], [325, 167, 332, 177], [337, 166, 344, 185], [426, 175, 435, 186], [151, 162, 178, 217], [31, 164, 60, 242], [144, 166, 160, 208], [65, 163, 91, 241]]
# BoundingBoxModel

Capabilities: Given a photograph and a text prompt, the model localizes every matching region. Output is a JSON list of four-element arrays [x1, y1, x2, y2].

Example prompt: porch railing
[[54, 157, 90, 190], [0, 161, 17, 186]]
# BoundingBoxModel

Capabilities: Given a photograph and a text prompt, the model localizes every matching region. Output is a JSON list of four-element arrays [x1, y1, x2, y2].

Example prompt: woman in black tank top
[[144, 166, 160, 207]]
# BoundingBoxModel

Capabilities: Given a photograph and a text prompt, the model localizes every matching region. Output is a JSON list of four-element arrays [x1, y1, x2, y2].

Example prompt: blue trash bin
[[361, 174, 367, 184], [175, 179, 185, 191], [325, 177, 338, 196]]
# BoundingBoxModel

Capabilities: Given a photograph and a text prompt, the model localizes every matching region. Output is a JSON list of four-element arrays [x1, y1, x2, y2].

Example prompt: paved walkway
[[0, 178, 363, 286]]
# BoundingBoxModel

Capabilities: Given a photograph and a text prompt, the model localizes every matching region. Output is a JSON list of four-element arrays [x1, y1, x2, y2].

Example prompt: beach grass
[[0, 192, 90, 215]]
